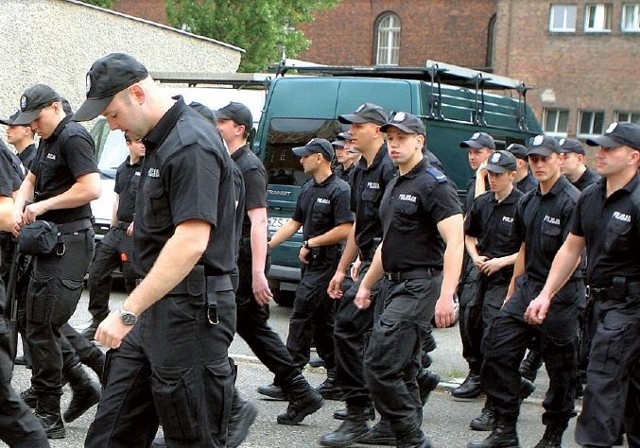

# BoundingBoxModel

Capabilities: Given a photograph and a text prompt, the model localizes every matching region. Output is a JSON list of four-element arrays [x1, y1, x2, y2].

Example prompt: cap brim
[[72, 96, 114, 122], [331, 141, 346, 147], [585, 135, 621, 148], [0, 118, 13, 126], [486, 164, 511, 174], [12, 110, 42, 126], [380, 123, 418, 134], [338, 113, 368, 124], [527, 147, 554, 157], [460, 140, 484, 149], [292, 146, 314, 157]]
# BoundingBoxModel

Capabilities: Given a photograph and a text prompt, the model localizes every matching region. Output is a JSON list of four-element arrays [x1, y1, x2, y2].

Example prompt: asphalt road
[[4, 287, 629, 448]]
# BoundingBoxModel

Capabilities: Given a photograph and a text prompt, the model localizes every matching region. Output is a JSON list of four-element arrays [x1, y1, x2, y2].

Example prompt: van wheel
[[269, 279, 295, 307]]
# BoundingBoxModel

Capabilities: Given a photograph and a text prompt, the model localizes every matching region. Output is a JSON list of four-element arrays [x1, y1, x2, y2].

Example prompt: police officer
[[454, 131, 496, 400], [82, 134, 144, 340], [559, 138, 601, 191], [506, 143, 538, 193], [216, 101, 324, 427], [0, 136, 50, 448], [1, 110, 37, 171], [469, 135, 582, 448], [320, 103, 397, 447], [463, 150, 525, 432], [12, 84, 101, 438], [75, 53, 244, 447], [529, 122, 640, 448], [332, 131, 359, 183], [354, 111, 464, 448], [267, 138, 352, 398]]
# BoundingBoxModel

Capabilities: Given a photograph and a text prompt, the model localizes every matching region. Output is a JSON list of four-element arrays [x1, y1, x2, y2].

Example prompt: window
[[376, 13, 401, 66], [549, 5, 577, 31], [543, 108, 570, 135], [616, 111, 640, 124], [585, 4, 612, 31], [622, 4, 640, 31], [579, 110, 605, 136]]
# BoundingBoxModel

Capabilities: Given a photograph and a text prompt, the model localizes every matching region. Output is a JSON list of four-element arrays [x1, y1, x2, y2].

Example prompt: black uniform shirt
[[0, 140, 24, 190], [571, 175, 640, 285], [293, 173, 353, 241], [19, 143, 37, 173], [380, 159, 461, 272], [572, 167, 601, 192], [114, 155, 143, 223], [512, 176, 580, 282], [136, 99, 237, 276], [334, 164, 355, 184], [350, 145, 396, 251], [464, 175, 491, 213], [516, 173, 538, 194], [0, 158, 13, 314], [32, 116, 98, 224], [232, 144, 267, 240], [465, 187, 523, 259]]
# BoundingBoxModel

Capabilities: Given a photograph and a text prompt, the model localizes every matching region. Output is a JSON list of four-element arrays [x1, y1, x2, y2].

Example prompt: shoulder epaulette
[[426, 166, 447, 184]]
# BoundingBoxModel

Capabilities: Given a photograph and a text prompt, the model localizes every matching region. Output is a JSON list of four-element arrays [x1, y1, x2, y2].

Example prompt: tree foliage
[[82, 0, 116, 8], [165, 0, 337, 72]]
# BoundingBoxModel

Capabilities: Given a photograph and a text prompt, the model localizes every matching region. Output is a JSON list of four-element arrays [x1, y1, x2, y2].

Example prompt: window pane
[[566, 5, 577, 27], [544, 109, 558, 131], [579, 112, 592, 134], [376, 13, 400, 66], [550, 5, 577, 31], [593, 111, 605, 133], [557, 110, 569, 132]]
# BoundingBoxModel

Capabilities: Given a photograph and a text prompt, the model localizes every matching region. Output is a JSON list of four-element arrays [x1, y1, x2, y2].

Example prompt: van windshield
[[264, 118, 343, 186]]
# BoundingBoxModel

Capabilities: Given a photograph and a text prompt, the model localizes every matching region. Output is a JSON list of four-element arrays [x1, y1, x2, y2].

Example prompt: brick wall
[[298, 0, 497, 68], [113, 0, 168, 25]]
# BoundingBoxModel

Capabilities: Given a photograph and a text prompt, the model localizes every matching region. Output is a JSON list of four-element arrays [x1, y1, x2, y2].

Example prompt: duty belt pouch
[[17, 221, 59, 256], [610, 276, 626, 299]]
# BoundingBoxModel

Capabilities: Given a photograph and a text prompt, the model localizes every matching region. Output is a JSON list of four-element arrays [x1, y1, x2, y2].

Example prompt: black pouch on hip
[[17, 221, 59, 256]]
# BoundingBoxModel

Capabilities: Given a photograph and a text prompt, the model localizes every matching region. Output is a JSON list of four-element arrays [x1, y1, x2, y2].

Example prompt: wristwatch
[[119, 306, 138, 325], [302, 240, 310, 249]]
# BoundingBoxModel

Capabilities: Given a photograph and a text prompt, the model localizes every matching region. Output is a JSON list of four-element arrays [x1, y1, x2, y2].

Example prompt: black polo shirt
[[334, 164, 355, 184], [0, 158, 12, 313], [464, 175, 491, 213], [380, 159, 461, 272], [114, 155, 143, 223], [292, 173, 353, 241], [32, 116, 98, 224], [571, 175, 640, 285], [135, 99, 238, 276], [465, 188, 523, 259], [0, 141, 24, 190], [19, 143, 37, 172], [512, 176, 580, 282], [232, 144, 267, 240], [350, 144, 397, 251], [516, 173, 538, 194], [571, 167, 601, 192]]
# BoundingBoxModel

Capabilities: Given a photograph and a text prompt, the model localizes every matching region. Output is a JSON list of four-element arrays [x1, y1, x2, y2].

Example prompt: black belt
[[56, 218, 93, 234], [588, 281, 640, 300], [384, 267, 442, 282], [117, 221, 131, 229]]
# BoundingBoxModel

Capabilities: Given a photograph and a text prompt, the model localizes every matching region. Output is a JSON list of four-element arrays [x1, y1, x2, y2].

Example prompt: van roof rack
[[149, 72, 274, 89]]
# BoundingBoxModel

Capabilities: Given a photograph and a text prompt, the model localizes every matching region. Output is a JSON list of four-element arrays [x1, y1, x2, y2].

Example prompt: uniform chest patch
[[502, 216, 513, 223], [612, 211, 631, 223], [543, 215, 560, 225], [46, 153, 56, 160], [147, 168, 160, 178], [317, 198, 330, 204], [398, 194, 417, 203], [366, 182, 380, 190]]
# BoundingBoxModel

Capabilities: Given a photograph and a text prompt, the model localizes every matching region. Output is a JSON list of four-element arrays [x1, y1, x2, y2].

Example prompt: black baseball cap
[[586, 122, 640, 150], [0, 111, 21, 126], [73, 53, 149, 122], [292, 138, 334, 161], [559, 138, 586, 155], [506, 143, 528, 160], [380, 111, 426, 135], [13, 84, 62, 125], [217, 102, 253, 129], [189, 101, 216, 124], [331, 139, 347, 148], [527, 135, 562, 157], [460, 132, 496, 150], [338, 103, 389, 126], [486, 150, 517, 173], [337, 131, 352, 141]]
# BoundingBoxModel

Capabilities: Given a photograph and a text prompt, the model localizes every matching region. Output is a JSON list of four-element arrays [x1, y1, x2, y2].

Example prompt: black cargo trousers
[[86, 270, 237, 448], [235, 245, 300, 385], [26, 227, 94, 398]]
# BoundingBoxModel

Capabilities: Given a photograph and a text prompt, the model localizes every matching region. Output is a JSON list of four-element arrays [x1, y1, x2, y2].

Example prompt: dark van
[[253, 61, 543, 303]]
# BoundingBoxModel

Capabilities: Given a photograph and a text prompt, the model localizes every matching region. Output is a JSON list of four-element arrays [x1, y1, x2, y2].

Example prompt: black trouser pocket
[[27, 275, 56, 325], [203, 358, 235, 437]]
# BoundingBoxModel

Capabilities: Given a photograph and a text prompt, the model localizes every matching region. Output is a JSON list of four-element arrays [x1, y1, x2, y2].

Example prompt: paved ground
[[3, 287, 629, 447]]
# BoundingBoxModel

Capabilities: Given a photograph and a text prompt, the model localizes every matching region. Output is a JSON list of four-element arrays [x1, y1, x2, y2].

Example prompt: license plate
[[268, 217, 288, 231]]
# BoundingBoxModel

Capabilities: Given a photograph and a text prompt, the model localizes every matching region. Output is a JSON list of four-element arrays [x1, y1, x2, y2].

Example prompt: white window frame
[[578, 110, 606, 137], [615, 110, 640, 124], [585, 3, 612, 32], [376, 13, 401, 66], [622, 3, 640, 32], [543, 108, 570, 136], [549, 5, 578, 32]]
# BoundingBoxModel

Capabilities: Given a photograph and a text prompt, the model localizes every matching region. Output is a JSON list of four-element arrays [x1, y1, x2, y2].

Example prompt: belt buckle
[[385, 272, 399, 282]]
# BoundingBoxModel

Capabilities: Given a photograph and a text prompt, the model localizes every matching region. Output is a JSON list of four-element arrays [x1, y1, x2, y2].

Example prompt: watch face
[[121, 312, 137, 325]]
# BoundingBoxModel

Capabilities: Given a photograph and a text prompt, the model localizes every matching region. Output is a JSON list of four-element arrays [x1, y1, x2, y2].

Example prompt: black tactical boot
[[417, 369, 441, 405], [470, 404, 496, 431], [519, 350, 543, 382], [63, 363, 101, 422], [20, 386, 38, 408], [359, 419, 397, 446], [257, 382, 286, 400], [35, 394, 65, 439], [333, 405, 375, 421], [277, 374, 324, 425], [315, 369, 343, 401], [468, 418, 519, 448], [319, 407, 370, 446], [227, 392, 258, 448], [397, 426, 432, 448], [519, 377, 536, 400], [534, 423, 567, 448], [452, 372, 482, 399]]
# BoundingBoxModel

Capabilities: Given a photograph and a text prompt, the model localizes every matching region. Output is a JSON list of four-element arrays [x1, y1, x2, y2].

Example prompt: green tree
[[82, 0, 115, 8], [166, 0, 337, 72]]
